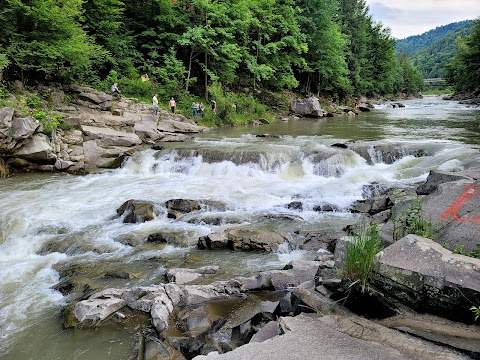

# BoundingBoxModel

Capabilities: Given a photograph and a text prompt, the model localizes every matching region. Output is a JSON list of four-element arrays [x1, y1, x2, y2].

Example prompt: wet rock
[[298, 228, 342, 252], [116, 199, 155, 223], [146, 232, 176, 243], [197, 232, 229, 250], [313, 203, 340, 212], [350, 143, 428, 165], [416, 170, 474, 195], [350, 195, 391, 214], [226, 228, 287, 252], [286, 201, 303, 210], [166, 199, 227, 219], [176, 305, 220, 337], [166, 266, 220, 285], [141, 331, 187, 360], [122, 286, 167, 313], [73, 290, 126, 323]]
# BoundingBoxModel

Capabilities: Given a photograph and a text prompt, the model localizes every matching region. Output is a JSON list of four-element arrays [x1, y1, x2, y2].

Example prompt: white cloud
[[365, 0, 480, 38]]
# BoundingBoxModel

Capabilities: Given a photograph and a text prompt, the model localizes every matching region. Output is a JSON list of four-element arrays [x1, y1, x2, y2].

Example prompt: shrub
[[344, 223, 382, 292], [25, 94, 41, 108], [206, 82, 270, 127], [391, 196, 435, 241], [33, 111, 67, 136]]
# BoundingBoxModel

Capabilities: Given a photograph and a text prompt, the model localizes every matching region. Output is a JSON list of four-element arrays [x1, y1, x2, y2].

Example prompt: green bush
[[26, 94, 41, 108], [33, 111, 67, 136], [391, 196, 435, 241], [344, 223, 382, 292], [98, 70, 158, 102], [205, 82, 270, 127]]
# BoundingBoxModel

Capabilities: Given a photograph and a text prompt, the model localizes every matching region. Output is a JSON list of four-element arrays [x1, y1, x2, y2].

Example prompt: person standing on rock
[[192, 101, 198, 120], [169, 97, 176, 113], [111, 82, 121, 99], [153, 94, 159, 115], [211, 99, 216, 114]]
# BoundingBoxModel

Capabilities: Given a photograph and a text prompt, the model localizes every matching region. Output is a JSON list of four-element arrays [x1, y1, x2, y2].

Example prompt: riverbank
[[0, 84, 373, 177]]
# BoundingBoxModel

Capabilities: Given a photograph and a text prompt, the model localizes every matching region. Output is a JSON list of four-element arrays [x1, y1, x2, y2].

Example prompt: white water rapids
[[0, 96, 479, 359]]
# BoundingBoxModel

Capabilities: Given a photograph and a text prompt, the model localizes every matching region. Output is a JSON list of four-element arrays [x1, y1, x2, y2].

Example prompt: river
[[0, 96, 479, 359]]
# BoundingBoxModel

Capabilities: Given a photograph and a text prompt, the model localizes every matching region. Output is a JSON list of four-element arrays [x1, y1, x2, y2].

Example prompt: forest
[[445, 19, 480, 95], [396, 20, 475, 79], [0, 0, 436, 110]]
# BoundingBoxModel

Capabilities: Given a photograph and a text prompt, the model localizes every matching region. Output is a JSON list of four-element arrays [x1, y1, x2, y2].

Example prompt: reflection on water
[[0, 96, 479, 359], [198, 96, 480, 144]]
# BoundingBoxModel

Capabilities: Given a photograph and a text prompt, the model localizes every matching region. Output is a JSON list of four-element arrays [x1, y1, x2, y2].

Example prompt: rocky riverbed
[[60, 167, 480, 359], [1, 90, 480, 359]]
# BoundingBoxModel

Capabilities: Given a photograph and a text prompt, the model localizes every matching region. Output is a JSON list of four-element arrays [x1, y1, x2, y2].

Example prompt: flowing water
[[0, 96, 479, 359]]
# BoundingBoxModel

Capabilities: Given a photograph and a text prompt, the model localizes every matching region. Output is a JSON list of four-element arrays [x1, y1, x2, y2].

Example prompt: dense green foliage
[[396, 20, 474, 55], [0, 0, 422, 104], [396, 20, 475, 79], [445, 19, 480, 95]]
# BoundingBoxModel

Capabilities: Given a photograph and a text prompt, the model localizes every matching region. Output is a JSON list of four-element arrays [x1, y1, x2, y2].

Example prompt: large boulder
[[289, 97, 324, 117], [12, 133, 57, 163], [116, 199, 155, 223], [226, 228, 287, 252], [373, 235, 480, 324], [165, 199, 227, 219], [0, 107, 14, 139], [82, 140, 131, 169]]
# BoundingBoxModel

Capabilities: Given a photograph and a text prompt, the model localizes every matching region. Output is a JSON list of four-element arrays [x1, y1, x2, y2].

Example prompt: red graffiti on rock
[[441, 184, 480, 223]]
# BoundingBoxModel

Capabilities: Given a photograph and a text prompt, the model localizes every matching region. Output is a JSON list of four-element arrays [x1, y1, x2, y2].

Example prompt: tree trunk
[[185, 48, 194, 92], [204, 50, 208, 101]]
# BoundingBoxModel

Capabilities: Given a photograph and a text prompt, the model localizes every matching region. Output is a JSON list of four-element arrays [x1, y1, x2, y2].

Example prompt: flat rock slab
[[377, 235, 480, 293], [82, 125, 142, 147], [193, 314, 423, 360]]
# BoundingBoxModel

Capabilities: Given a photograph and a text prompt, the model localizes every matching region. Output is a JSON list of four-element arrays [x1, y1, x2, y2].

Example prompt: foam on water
[[0, 129, 478, 355]]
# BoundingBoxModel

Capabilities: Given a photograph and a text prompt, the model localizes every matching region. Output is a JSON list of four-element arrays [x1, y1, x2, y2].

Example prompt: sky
[[364, 0, 480, 39]]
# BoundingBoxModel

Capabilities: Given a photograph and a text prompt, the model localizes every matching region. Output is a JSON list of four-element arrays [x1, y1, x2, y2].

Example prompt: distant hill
[[395, 20, 475, 79]]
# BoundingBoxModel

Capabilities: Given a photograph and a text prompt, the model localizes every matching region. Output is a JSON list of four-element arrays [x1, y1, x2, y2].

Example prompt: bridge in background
[[424, 78, 448, 86]]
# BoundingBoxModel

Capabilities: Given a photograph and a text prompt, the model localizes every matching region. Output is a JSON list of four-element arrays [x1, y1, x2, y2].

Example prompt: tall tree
[[445, 19, 480, 94], [296, 0, 350, 97], [82, 0, 135, 78], [0, 0, 104, 82]]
